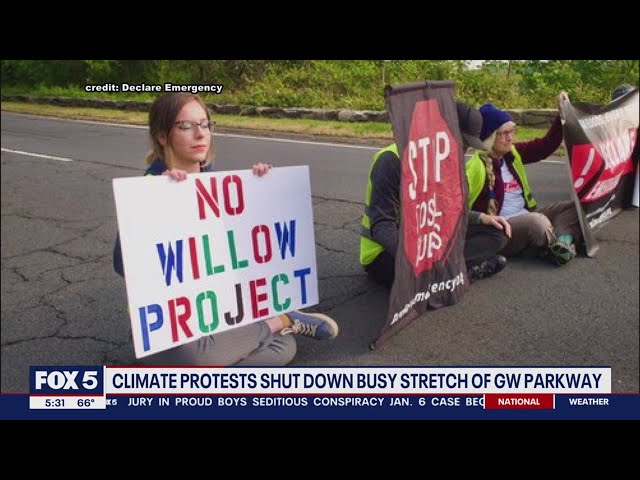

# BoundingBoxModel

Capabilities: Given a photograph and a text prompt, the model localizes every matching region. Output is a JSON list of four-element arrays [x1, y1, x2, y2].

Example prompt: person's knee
[[496, 232, 509, 252], [483, 227, 509, 251], [527, 212, 553, 244], [473, 224, 509, 255]]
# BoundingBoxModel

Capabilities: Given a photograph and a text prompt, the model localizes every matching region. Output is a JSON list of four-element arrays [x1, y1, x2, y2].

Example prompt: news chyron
[[29, 366, 106, 409]]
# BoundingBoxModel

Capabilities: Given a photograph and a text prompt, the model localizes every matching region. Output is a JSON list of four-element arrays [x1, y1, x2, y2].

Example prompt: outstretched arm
[[516, 92, 568, 164]]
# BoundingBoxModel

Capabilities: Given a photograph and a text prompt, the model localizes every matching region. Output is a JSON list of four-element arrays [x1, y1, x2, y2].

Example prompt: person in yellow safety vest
[[360, 102, 512, 288], [468, 92, 582, 266]]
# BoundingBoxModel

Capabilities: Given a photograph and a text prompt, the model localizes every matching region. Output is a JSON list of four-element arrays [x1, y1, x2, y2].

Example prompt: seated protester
[[114, 92, 338, 367], [466, 93, 582, 265], [360, 102, 512, 289]]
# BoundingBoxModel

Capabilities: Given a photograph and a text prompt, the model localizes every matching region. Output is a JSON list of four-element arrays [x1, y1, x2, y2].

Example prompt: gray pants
[[138, 321, 296, 367], [501, 201, 582, 257]]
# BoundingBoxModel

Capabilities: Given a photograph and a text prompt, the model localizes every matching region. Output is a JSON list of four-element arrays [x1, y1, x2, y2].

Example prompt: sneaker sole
[[548, 243, 575, 265], [308, 313, 339, 339]]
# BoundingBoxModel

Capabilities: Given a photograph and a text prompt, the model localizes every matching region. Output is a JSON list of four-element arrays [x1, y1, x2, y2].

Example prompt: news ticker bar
[[4, 394, 639, 420]]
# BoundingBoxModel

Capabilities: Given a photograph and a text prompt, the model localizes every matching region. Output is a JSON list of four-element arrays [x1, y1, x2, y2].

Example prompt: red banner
[[560, 88, 639, 256], [372, 81, 469, 348]]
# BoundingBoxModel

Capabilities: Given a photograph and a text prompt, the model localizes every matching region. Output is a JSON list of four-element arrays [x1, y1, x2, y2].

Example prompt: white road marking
[[2, 112, 567, 162], [1, 147, 75, 162]]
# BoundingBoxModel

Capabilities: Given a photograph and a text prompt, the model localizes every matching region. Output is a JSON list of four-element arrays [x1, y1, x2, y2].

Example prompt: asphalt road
[[2, 112, 638, 393]]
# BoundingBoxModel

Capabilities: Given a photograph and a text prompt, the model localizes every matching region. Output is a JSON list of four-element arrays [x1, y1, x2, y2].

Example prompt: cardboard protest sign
[[113, 166, 318, 358]]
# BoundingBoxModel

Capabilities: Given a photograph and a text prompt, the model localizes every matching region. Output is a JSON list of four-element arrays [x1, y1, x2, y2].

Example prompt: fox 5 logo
[[30, 366, 104, 395]]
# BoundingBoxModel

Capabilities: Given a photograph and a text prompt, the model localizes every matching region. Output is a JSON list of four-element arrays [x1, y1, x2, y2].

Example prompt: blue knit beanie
[[479, 103, 513, 141]]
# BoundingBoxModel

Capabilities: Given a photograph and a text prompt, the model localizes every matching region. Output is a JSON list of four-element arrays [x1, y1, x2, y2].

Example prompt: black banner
[[560, 89, 639, 256], [372, 81, 469, 348]]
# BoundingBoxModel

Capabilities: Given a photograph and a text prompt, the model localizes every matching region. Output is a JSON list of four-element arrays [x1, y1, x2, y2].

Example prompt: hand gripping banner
[[372, 81, 470, 349], [559, 88, 639, 257]]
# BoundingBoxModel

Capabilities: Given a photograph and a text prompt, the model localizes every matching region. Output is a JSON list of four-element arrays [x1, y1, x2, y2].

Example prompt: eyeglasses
[[496, 127, 517, 138], [174, 119, 214, 132]]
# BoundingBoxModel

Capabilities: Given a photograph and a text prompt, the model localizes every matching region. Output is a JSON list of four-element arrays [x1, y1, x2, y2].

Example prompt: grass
[[1, 101, 562, 153]]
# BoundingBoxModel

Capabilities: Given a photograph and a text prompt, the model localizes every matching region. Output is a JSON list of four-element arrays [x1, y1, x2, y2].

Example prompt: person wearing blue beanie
[[465, 92, 583, 266], [479, 103, 514, 143]]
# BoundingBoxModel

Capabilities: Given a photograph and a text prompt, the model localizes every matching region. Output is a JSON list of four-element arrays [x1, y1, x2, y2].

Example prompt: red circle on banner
[[402, 99, 463, 276]]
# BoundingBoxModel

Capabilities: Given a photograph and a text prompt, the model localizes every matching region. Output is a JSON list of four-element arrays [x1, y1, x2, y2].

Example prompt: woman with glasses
[[113, 93, 338, 366], [465, 92, 582, 265]]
